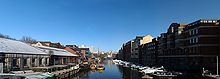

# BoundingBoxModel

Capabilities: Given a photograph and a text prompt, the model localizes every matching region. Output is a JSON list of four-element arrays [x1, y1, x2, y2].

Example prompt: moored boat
[[90, 64, 96, 70], [96, 64, 105, 70]]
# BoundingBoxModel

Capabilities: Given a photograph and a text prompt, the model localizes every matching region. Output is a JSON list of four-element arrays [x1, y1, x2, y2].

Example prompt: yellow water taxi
[[96, 65, 105, 70], [97, 69, 104, 72]]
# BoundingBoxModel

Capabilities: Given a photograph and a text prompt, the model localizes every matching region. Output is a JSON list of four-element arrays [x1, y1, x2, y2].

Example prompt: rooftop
[[0, 38, 47, 55], [32, 45, 78, 57]]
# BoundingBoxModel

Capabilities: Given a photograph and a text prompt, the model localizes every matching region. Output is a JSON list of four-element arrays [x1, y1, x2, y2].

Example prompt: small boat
[[150, 71, 180, 78], [96, 64, 105, 70], [97, 69, 104, 73], [140, 66, 165, 74], [90, 64, 96, 70]]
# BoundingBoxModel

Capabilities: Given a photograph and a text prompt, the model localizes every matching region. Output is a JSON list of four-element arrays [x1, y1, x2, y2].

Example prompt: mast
[[217, 56, 219, 76]]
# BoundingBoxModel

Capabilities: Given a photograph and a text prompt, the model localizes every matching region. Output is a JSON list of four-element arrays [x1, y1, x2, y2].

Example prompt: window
[[39, 58, 42, 66], [192, 30, 195, 35], [12, 59, 17, 67], [23, 58, 27, 66], [195, 28, 198, 34], [189, 39, 192, 44], [63, 58, 67, 64], [196, 37, 198, 43], [32, 58, 35, 66], [194, 29, 197, 35], [32, 58, 35, 63], [193, 38, 195, 43], [189, 30, 191, 35], [171, 27, 174, 33]]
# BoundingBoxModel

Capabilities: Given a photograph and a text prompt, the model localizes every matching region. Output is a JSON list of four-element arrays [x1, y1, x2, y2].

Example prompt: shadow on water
[[118, 65, 142, 79], [68, 60, 202, 79]]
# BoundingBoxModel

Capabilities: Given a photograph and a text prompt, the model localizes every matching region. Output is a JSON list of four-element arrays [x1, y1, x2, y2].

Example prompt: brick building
[[139, 38, 158, 66], [32, 41, 64, 49], [157, 19, 220, 75], [123, 41, 132, 62], [118, 19, 220, 76], [183, 19, 220, 73]]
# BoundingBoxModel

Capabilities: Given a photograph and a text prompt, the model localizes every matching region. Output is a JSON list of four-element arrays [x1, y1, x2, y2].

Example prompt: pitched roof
[[0, 38, 47, 55], [64, 47, 79, 55], [32, 45, 78, 57]]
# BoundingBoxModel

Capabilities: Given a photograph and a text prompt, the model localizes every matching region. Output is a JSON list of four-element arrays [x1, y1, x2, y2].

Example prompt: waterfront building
[[117, 19, 220, 75], [123, 41, 133, 62], [157, 19, 220, 74], [131, 36, 143, 64], [118, 35, 153, 64], [0, 38, 49, 73], [118, 19, 220, 75], [183, 19, 220, 73], [131, 35, 153, 64], [64, 47, 80, 64], [139, 38, 158, 66], [78, 48, 92, 64], [158, 23, 187, 71], [116, 46, 122, 60], [156, 33, 167, 67], [32, 45, 78, 65], [107, 51, 113, 58], [64, 45, 80, 56], [31, 41, 64, 49]]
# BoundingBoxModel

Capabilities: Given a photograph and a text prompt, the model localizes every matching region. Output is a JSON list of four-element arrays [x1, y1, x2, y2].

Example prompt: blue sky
[[0, 0, 220, 51]]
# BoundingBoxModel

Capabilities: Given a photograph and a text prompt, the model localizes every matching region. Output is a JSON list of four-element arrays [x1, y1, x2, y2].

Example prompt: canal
[[70, 59, 143, 79], [67, 60, 203, 79]]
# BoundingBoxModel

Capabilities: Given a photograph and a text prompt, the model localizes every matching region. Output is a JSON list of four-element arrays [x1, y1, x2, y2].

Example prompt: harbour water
[[63, 59, 206, 79], [70, 59, 142, 79]]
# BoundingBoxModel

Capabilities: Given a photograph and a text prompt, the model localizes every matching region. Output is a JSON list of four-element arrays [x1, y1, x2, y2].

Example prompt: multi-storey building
[[158, 19, 220, 75], [123, 41, 133, 62], [158, 23, 187, 70], [157, 33, 167, 66], [118, 19, 220, 76], [139, 38, 158, 66], [117, 48, 123, 60], [166, 23, 177, 55], [131, 35, 153, 64], [118, 35, 153, 63], [174, 24, 186, 55], [131, 36, 143, 64], [184, 19, 220, 73]]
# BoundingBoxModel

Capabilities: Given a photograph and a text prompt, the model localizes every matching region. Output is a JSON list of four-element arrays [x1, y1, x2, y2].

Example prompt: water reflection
[[70, 59, 142, 79], [118, 65, 142, 79], [69, 60, 203, 79]]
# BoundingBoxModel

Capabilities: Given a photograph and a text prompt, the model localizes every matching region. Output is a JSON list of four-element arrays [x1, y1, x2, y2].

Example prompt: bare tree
[[20, 36, 36, 43], [0, 33, 15, 40]]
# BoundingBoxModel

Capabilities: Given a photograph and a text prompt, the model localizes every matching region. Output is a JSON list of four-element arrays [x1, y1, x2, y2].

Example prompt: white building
[[131, 35, 153, 64], [0, 38, 49, 73], [32, 45, 78, 65]]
